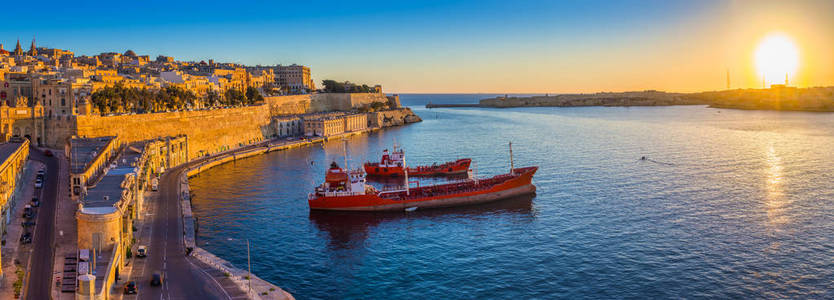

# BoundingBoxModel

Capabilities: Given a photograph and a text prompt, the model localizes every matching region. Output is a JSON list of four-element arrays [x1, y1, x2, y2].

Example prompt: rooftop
[[70, 136, 116, 174], [82, 141, 146, 208], [0, 141, 26, 165]]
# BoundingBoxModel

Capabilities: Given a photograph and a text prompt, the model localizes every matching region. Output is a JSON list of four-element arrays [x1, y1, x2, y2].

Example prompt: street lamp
[[226, 237, 252, 295]]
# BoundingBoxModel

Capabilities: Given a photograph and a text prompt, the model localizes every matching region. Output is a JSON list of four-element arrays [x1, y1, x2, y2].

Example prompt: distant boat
[[363, 146, 471, 177]]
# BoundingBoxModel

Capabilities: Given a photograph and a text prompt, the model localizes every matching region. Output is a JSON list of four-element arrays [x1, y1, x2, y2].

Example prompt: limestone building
[[74, 136, 187, 299], [343, 113, 368, 132], [0, 94, 45, 145], [304, 116, 345, 137], [69, 136, 120, 198], [272, 116, 302, 137], [0, 139, 29, 277]]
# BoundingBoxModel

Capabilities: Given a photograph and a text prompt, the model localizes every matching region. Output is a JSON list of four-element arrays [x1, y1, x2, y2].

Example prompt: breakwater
[[425, 103, 481, 108]]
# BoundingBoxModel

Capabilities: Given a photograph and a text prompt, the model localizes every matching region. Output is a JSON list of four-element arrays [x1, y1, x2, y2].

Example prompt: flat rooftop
[[70, 136, 117, 174], [82, 141, 146, 208], [0, 142, 26, 165]]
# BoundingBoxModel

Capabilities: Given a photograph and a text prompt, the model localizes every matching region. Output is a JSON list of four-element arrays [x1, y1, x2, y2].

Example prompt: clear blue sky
[[3, 0, 832, 93]]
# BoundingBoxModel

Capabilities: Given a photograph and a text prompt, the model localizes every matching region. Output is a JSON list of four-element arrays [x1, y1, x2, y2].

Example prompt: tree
[[206, 90, 221, 107], [224, 88, 246, 106], [245, 87, 264, 104], [322, 80, 345, 93]]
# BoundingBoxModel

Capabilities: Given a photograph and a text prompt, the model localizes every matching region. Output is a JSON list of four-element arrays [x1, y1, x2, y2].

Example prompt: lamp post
[[227, 237, 252, 296], [247, 239, 251, 295]]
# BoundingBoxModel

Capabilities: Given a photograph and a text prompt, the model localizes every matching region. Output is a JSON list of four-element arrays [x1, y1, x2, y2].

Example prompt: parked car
[[31, 198, 39, 207], [22, 221, 35, 227], [150, 272, 163, 286], [20, 233, 32, 244], [43, 150, 53, 157], [34, 179, 43, 189], [136, 246, 147, 258], [23, 205, 33, 218], [36, 174, 44, 181], [124, 281, 137, 294], [37, 169, 45, 176]]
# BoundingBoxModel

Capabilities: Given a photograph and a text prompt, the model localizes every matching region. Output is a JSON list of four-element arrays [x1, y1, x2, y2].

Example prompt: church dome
[[124, 50, 137, 56]]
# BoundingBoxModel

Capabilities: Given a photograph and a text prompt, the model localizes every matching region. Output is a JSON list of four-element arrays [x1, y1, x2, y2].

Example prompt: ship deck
[[378, 167, 536, 201]]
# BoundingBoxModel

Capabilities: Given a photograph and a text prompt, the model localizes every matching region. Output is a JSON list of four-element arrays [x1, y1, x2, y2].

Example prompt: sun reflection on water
[[765, 142, 788, 225]]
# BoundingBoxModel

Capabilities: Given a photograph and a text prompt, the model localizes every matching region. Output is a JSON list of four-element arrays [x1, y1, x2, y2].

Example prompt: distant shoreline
[[424, 87, 834, 112]]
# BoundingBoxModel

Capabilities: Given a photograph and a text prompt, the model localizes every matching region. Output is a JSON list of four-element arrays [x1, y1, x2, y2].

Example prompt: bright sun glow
[[755, 33, 799, 86]]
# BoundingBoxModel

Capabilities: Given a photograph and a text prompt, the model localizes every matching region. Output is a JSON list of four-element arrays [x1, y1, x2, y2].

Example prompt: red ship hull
[[364, 158, 471, 177], [309, 166, 537, 211]]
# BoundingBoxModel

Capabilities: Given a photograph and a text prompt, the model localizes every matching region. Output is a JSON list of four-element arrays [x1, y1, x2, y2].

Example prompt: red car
[[43, 150, 53, 157]]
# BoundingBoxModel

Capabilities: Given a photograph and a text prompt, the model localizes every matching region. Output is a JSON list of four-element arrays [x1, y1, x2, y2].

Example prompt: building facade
[[343, 113, 368, 132], [272, 116, 302, 137], [0, 139, 29, 277], [275, 65, 314, 94], [304, 117, 344, 137]]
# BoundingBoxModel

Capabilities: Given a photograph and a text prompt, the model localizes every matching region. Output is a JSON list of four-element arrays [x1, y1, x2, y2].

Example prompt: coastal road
[[24, 150, 59, 300], [138, 163, 228, 300]]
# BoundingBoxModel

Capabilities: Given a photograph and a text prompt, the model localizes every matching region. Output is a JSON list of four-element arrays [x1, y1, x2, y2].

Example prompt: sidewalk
[[50, 151, 77, 300], [0, 160, 43, 299]]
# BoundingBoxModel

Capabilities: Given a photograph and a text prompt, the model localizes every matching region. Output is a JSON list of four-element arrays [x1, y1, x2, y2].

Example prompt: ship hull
[[310, 167, 537, 211]]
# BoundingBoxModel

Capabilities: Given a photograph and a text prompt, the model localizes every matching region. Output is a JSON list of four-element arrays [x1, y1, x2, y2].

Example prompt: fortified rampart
[[45, 93, 411, 160], [265, 93, 394, 115], [73, 105, 273, 159]]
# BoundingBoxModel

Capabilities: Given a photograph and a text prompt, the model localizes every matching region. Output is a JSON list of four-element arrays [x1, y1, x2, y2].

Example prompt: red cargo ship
[[310, 143, 536, 211], [363, 147, 471, 177]]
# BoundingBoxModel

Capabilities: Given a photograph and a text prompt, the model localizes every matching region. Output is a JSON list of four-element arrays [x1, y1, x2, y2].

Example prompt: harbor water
[[189, 94, 834, 299]]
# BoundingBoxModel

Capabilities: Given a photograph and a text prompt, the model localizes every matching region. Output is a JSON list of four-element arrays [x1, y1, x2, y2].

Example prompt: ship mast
[[509, 141, 514, 175], [343, 140, 348, 169], [403, 149, 410, 196]]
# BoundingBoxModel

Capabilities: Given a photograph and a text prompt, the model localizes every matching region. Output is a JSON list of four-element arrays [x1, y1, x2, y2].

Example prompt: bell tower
[[28, 37, 37, 56], [13, 39, 23, 56]]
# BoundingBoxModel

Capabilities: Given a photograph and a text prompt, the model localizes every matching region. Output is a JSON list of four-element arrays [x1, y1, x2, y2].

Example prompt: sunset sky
[[2, 0, 832, 93]]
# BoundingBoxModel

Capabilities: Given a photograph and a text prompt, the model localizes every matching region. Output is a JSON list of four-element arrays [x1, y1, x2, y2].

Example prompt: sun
[[755, 33, 799, 86]]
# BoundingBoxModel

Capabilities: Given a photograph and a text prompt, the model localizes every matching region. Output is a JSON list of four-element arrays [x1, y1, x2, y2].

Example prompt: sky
[[2, 0, 833, 93]]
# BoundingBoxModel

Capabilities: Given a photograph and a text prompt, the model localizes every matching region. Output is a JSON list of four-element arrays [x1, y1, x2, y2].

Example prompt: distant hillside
[[473, 87, 834, 112], [689, 86, 834, 111], [479, 91, 704, 107]]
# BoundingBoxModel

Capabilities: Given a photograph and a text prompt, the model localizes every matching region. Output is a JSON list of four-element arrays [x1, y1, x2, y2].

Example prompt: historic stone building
[[272, 116, 302, 137], [74, 135, 187, 299], [0, 139, 29, 277], [0, 95, 45, 145]]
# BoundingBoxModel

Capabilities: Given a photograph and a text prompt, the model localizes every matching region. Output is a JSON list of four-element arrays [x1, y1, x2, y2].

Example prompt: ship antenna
[[404, 149, 410, 196], [509, 141, 514, 175], [343, 140, 348, 169]]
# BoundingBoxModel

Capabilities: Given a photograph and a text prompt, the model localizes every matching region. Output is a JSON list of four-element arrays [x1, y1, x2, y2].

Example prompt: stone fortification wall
[[264, 93, 392, 115], [73, 105, 274, 159], [264, 95, 311, 115], [310, 93, 391, 112], [45, 118, 78, 150], [47, 93, 403, 158]]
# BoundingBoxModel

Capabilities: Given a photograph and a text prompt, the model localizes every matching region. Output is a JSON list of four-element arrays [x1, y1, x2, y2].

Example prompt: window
[[61, 98, 65, 106]]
